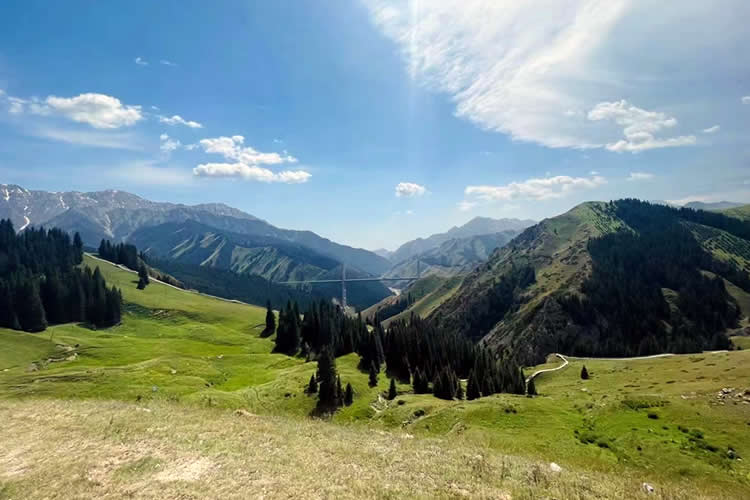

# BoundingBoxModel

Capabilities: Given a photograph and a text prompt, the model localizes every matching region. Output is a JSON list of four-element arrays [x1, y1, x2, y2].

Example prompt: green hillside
[[2, 254, 750, 496], [432, 200, 750, 364], [722, 204, 750, 222]]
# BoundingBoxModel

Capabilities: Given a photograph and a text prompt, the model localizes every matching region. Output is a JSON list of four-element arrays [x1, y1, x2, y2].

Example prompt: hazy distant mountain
[[683, 201, 744, 211], [129, 220, 391, 309], [385, 230, 520, 280], [390, 216, 534, 264], [0, 184, 390, 276], [373, 248, 394, 260]]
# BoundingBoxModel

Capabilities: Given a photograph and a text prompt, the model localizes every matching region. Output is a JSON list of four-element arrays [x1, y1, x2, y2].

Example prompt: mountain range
[[387, 216, 535, 265], [430, 200, 750, 364], [0, 184, 390, 277]]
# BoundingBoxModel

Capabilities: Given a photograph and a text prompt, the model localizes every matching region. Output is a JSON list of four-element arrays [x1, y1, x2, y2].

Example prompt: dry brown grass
[[0, 399, 733, 499]]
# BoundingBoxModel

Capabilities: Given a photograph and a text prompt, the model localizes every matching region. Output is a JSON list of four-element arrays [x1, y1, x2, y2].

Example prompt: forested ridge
[[0, 219, 121, 332], [557, 199, 746, 356]]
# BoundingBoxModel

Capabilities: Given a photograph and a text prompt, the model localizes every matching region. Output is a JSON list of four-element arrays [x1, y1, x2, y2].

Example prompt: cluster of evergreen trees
[[0, 220, 121, 332], [558, 199, 746, 357], [308, 347, 354, 410], [97, 240, 140, 270], [268, 296, 525, 404]]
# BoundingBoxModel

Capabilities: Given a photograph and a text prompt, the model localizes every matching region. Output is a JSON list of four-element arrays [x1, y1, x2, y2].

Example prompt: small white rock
[[549, 462, 562, 473], [642, 482, 655, 494]]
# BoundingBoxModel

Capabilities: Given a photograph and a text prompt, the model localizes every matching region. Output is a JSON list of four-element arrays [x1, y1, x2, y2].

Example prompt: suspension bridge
[[278, 260, 422, 309]]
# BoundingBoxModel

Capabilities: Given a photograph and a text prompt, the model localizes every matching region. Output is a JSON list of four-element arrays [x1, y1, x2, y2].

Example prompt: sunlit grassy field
[[1, 255, 750, 498]]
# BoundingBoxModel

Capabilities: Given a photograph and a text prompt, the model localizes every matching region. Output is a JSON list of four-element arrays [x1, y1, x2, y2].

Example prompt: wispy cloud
[[158, 114, 203, 128], [742, 96, 750, 104], [457, 200, 477, 212], [395, 182, 426, 198], [134, 57, 148, 66], [463, 174, 606, 203], [627, 171, 654, 181], [108, 160, 192, 186], [31, 126, 142, 150], [159, 133, 181, 153], [363, 1, 738, 152], [159, 59, 177, 67], [702, 125, 720, 134]]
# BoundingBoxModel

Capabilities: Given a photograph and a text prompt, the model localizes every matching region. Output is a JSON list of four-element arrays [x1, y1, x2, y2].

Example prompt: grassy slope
[[1, 255, 750, 497], [2, 399, 724, 500], [362, 275, 464, 327], [722, 204, 750, 222]]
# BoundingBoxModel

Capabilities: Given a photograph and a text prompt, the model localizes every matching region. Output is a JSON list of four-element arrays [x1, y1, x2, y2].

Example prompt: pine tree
[[262, 300, 276, 338], [307, 373, 318, 394], [580, 365, 589, 380], [412, 368, 430, 394], [526, 377, 537, 397], [336, 375, 344, 407], [137, 263, 150, 289], [15, 279, 47, 332], [344, 382, 353, 406], [368, 361, 379, 387], [73, 232, 83, 264], [388, 378, 397, 400], [316, 347, 338, 409]]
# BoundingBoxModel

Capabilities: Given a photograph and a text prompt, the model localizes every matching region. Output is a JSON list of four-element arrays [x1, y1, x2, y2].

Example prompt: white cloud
[[589, 170, 599, 175], [134, 57, 148, 66], [742, 96, 750, 104], [158, 114, 203, 128], [198, 135, 297, 165], [627, 171, 654, 181], [702, 125, 720, 134], [363, 1, 741, 152], [395, 182, 426, 197], [587, 100, 695, 152], [159, 133, 181, 153], [108, 161, 192, 186], [160, 59, 177, 67], [151, 105, 160, 111], [193, 135, 306, 183], [192, 163, 311, 183], [8, 97, 28, 114], [37, 93, 143, 129], [464, 174, 606, 202], [457, 200, 477, 212], [32, 126, 142, 150]]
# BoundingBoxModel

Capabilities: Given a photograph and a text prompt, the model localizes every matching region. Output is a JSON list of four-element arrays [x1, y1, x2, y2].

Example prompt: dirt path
[[525, 354, 568, 384]]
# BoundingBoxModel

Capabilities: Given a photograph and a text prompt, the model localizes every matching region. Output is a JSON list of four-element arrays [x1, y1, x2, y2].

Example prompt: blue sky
[[1, 0, 749, 250]]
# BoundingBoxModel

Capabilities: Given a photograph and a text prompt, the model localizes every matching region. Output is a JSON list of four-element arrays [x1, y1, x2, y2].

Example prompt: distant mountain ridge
[[684, 201, 744, 211], [0, 184, 390, 276], [389, 216, 534, 264], [431, 200, 750, 365]]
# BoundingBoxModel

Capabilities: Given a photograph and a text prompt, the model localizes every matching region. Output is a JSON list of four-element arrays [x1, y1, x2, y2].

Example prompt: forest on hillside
[[0, 220, 121, 332], [557, 200, 748, 357]]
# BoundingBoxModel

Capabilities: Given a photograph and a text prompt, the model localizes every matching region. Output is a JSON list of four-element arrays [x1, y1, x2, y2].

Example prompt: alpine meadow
[[2, 1, 750, 498]]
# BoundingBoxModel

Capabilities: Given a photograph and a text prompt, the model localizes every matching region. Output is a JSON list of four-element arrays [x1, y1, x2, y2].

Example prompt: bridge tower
[[341, 263, 347, 310]]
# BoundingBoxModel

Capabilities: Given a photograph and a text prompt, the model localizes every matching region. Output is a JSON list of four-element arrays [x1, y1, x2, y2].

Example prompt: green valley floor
[[1, 255, 749, 498]]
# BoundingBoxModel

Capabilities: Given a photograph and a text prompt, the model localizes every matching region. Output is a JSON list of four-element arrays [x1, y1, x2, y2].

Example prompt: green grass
[[722, 204, 750, 222], [2, 255, 750, 497]]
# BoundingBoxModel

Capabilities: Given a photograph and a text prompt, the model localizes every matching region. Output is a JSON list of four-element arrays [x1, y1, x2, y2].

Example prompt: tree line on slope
[[557, 199, 745, 357], [267, 298, 525, 410], [0, 219, 121, 332]]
